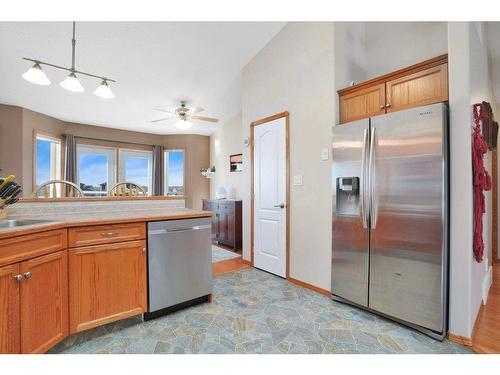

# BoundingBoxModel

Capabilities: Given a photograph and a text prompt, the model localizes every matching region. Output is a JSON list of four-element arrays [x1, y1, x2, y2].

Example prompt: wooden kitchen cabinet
[[386, 63, 448, 113], [0, 264, 20, 354], [0, 250, 68, 354], [20, 250, 68, 354], [68, 239, 147, 333], [340, 83, 386, 123], [338, 55, 448, 124]]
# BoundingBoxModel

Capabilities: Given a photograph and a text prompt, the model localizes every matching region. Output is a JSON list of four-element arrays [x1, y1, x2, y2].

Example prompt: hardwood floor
[[472, 265, 500, 353], [212, 257, 251, 277]]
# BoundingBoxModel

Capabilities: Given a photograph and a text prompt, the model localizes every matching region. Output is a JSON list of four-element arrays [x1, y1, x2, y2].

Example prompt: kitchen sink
[[0, 219, 54, 229]]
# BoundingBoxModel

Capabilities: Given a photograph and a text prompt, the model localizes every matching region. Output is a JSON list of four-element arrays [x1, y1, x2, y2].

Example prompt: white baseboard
[[482, 265, 493, 304]]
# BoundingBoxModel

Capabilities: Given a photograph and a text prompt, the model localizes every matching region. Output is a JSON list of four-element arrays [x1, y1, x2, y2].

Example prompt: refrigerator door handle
[[360, 128, 369, 229], [369, 127, 377, 229]]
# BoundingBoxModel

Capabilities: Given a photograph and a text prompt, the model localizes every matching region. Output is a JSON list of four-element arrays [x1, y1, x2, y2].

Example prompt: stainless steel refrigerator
[[331, 103, 448, 340]]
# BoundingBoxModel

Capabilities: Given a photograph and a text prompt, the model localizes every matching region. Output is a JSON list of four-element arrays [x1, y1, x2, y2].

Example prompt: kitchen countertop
[[0, 208, 213, 240]]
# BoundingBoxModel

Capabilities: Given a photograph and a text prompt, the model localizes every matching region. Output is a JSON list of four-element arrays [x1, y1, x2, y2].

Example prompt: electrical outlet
[[293, 175, 303, 186], [321, 149, 329, 161]]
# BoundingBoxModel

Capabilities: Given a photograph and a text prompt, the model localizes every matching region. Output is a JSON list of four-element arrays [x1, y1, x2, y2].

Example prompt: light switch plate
[[321, 149, 329, 161], [293, 175, 303, 186]]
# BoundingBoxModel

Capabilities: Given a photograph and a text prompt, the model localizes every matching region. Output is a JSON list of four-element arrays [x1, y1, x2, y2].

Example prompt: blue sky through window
[[36, 139, 51, 185], [79, 154, 108, 186], [125, 157, 149, 186], [167, 151, 184, 187]]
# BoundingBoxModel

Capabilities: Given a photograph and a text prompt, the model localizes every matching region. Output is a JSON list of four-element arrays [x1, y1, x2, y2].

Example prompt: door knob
[[13, 274, 22, 282], [274, 203, 285, 209], [23, 271, 32, 279]]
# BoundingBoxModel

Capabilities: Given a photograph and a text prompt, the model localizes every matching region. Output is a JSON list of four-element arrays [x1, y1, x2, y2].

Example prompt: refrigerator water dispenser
[[336, 177, 359, 216]]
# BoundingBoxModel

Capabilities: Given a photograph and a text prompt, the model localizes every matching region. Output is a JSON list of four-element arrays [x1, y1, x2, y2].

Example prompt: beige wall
[[22, 108, 65, 191], [242, 22, 335, 290], [209, 113, 244, 199], [0, 105, 23, 184], [0, 104, 209, 206]]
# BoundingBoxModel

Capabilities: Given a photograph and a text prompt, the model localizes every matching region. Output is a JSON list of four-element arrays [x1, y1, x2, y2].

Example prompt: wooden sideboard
[[202, 199, 242, 251], [338, 54, 449, 124]]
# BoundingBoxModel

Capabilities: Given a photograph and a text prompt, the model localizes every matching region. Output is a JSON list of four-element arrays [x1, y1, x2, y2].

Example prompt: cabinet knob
[[13, 274, 23, 282], [142, 247, 146, 253], [385, 103, 391, 108], [380, 105, 385, 109], [23, 271, 32, 279]]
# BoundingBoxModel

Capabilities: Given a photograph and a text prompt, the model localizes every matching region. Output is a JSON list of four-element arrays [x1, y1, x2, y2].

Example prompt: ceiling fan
[[151, 101, 219, 130]]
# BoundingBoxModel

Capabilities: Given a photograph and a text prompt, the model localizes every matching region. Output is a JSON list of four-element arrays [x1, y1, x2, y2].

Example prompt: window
[[118, 149, 153, 195], [77, 145, 116, 197], [34, 132, 62, 188], [164, 150, 185, 196]]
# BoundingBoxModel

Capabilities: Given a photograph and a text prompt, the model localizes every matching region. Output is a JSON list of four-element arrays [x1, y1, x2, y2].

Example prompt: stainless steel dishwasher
[[144, 217, 212, 320]]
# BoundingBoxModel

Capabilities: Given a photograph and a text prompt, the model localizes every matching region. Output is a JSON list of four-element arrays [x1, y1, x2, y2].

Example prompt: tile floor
[[212, 245, 241, 263], [50, 268, 472, 354]]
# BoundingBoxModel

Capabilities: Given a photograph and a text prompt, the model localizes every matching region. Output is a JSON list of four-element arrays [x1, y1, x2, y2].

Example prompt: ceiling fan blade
[[188, 106, 204, 115], [191, 115, 219, 123], [151, 117, 176, 123], [152, 108, 176, 114]]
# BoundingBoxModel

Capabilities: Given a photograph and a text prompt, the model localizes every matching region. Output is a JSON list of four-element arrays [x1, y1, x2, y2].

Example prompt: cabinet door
[[212, 213, 219, 240], [218, 213, 228, 242], [69, 240, 147, 333], [226, 213, 236, 248], [386, 63, 448, 113], [20, 250, 68, 354], [0, 264, 20, 354], [340, 83, 386, 123]]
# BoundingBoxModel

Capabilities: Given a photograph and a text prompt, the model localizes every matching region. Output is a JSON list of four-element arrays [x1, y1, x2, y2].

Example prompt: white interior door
[[253, 117, 287, 277]]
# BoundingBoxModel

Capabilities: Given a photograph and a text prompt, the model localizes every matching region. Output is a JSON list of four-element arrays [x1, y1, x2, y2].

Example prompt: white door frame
[[250, 111, 290, 278]]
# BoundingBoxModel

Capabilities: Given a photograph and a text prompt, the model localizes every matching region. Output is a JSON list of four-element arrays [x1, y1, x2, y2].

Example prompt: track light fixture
[[22, 22, 116, 98]]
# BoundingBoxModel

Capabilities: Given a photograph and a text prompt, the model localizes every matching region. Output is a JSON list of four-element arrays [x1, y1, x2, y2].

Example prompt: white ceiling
[[486, 22, 500, 108], [0, 22, 285, 135]]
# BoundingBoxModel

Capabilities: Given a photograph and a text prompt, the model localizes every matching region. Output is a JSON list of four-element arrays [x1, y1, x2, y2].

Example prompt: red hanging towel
[[472, 103, 492, 263]]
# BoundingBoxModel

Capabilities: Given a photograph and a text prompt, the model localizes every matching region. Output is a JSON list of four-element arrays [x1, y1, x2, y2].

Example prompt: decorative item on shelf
[[201, 166, 216, 179], [216, 186, 227, 200], [0, 175, 23, 219], [22, 22, 116, 98]]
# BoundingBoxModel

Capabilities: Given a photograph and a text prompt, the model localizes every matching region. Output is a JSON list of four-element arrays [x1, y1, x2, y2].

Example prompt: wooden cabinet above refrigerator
[[338, 54, 448, 124]]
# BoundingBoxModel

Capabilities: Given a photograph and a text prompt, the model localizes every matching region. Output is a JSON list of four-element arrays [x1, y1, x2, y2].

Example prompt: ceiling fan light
[[176, 120, 193, 130], [60, 72, 84, 93], [93, 79, 115, 99], [22, 63, 51, 85]]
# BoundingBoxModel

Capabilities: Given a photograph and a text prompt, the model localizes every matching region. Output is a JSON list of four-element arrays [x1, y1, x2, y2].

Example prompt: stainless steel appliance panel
[[368, 103, 447, 332], [148, 218, 212, 312], [331, 118, 370, 306]]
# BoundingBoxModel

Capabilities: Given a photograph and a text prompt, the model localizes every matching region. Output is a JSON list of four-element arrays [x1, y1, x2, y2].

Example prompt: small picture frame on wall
[[229, 153, 243, 172]]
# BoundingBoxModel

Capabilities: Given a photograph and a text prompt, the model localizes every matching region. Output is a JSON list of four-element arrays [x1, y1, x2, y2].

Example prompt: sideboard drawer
[[68, 222, 146, 248]]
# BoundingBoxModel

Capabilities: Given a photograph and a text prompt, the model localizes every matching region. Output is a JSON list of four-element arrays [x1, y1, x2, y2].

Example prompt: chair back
[[33, 180, 84, 198], [109, 181, 147, 197]]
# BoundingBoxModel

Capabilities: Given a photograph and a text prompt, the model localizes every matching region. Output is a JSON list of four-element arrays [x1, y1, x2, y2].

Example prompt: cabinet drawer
[[0, 229, 67, 268], [219, 202, 234, 213], [68, 222, 146, 248]]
